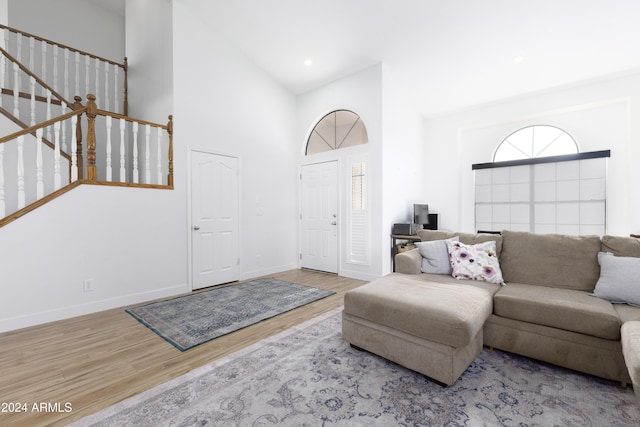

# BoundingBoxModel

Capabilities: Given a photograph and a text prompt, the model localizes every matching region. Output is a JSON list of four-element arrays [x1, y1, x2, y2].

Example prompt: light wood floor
[[0, 270, 366, 427]]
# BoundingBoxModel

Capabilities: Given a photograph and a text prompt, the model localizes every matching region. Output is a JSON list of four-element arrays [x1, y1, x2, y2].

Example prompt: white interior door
[[191, 151, 239, 290], [300, 161, 338, 273]]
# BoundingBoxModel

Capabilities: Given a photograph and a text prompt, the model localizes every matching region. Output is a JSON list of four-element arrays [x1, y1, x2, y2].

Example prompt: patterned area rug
[[74, 308, 640, 426], [125, 278, 335, 351]]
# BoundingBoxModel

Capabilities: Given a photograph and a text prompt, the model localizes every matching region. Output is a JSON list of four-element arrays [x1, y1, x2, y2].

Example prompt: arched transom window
[[494, 125, 578, 162], [306, 110, 368, 155]]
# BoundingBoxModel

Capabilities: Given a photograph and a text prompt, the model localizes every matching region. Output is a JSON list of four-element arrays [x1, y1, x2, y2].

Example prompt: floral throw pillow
[[445, 240, 505, 285]]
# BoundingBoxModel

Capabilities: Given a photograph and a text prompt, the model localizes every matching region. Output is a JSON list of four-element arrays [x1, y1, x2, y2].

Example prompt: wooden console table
[[391, 234, 421, 272]]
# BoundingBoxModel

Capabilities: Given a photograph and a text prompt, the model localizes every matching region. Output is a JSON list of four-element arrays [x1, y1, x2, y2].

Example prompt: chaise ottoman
[[342, 273, 494, 385]]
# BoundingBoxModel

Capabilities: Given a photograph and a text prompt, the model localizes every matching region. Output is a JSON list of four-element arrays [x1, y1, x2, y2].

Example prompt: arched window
[[306, 110, 368, 155], [494, 125, 578, 162]]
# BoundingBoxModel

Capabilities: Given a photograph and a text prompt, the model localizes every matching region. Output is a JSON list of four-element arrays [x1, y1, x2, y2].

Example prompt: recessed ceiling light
[[304, 59, 312, 67], [512, 55, 525, 64]]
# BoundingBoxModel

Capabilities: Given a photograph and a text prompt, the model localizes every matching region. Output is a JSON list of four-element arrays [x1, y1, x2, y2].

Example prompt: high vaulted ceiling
[[187, 0, 640, 117]]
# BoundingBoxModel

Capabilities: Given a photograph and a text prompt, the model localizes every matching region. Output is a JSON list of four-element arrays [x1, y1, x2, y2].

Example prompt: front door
[[300, 161, 338, 273], [191, 151, 239, 290]]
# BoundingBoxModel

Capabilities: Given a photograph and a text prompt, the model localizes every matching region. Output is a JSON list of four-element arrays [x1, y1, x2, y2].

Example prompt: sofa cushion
[[499, 230, 601, 291], [601, 235, 640, 258], [343, 274, 493, 348], [417, 229, 503, 257], [592, 252, 640, 306], [446, 240, 504, 285], [415, 237, 458, 274], [493, 283, 621, 340]]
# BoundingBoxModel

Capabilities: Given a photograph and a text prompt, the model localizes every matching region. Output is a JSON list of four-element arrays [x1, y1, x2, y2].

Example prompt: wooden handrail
[[0, 106, 72, 162], [0, 24, 125, 68], [96, 108, 169, 129], [0, 46, 72, 107], [0, 107, 85, 145]]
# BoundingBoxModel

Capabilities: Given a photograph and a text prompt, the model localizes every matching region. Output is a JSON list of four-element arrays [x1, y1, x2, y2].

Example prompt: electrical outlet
[[83, 279, 94, 292]]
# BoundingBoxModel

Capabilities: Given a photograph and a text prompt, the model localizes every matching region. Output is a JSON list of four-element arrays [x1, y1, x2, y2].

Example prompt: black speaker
[[423, 214, 438, 230]]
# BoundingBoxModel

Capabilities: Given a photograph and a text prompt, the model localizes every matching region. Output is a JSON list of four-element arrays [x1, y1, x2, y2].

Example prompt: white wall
[[423, 72, 640, 236], [8, 0, 125, 62], [381, 64, 424, 274], [0, 0, 7, 25], [173, 2, 298, 281], [0, 185, 188, 332], [126, 0, 173, 123]]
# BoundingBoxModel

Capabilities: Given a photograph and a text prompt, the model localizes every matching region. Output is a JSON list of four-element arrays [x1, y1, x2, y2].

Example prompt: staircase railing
[[0, 95, 173, 227], [0, 24, 127, 115]]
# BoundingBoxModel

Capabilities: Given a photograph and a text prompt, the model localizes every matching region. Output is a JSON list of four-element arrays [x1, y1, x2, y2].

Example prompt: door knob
[[331, 221, 337, 225], [193, 226, 200, 230]]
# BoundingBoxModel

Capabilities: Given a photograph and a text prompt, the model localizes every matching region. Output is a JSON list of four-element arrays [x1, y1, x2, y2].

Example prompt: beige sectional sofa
[[342, 229, 640, 389]]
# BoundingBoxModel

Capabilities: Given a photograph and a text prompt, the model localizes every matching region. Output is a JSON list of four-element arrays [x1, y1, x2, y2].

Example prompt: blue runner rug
[[126, 278, 335, 351]]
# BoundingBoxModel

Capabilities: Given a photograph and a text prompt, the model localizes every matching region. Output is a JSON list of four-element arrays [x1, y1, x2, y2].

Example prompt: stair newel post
[[123, 57, 128, 116], [86, 94, 98, 181], [72, 96, 84, 180], [167, 115, 173, 187]]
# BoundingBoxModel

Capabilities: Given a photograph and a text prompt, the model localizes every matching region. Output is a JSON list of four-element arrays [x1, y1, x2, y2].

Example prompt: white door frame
[[187, 147, 241, 290], [299, 160, 340, 274]]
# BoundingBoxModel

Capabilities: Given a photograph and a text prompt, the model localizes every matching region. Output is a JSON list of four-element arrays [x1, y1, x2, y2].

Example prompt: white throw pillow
[[415, 237, 459, 275], [592, 252, 640, 306], [446, 240, 505, 285]]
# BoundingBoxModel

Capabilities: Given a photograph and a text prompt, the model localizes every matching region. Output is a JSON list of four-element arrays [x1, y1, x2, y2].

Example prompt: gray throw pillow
[[415, 237, 459, 274], [592, 252, 640, 306]]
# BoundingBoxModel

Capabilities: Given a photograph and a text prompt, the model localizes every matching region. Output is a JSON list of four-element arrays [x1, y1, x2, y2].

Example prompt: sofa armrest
[[395, 248, 422, 274]]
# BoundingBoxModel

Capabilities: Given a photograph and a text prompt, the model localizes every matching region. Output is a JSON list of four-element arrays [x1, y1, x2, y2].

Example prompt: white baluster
[[36, 127, 43, 198], [60, 101, 67, 152], [1, 51, 6, 108], [52, 44, 59, 93], [94, 58, 100, 108], [46, 90, 52, 142], [104, 63, 110, 111], [132, 121, 139, 183], [71, 114, 78, 182], [106, 115, 112, 181], [74, 51, 80, 98], [41, 41, 47, 97], [29, 76, 36, 126], [12, 62, 19, 118], [113, 64, 119, 114], [156, 127, 162, 185], [64, 48, 69, 101], [17, 135, 25, 209], [144, 124, 151, 183], [29, 36, 35, 72], [119, 118, 126, 182], [0, 143, 4, 217], [54, 121, 61, 190], [85, 55, 90, 98], [16, 34, 22, 68]]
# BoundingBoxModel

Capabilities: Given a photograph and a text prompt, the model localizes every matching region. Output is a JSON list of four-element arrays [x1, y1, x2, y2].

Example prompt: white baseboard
[[240, 263, 298, 281], [0, 284, 190, 333], [338, 269, 381, 282]]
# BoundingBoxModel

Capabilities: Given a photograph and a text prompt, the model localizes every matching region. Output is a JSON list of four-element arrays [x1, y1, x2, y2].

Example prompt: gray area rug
[[125, 278, 335, 351], [74, 308, 640, 426]]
